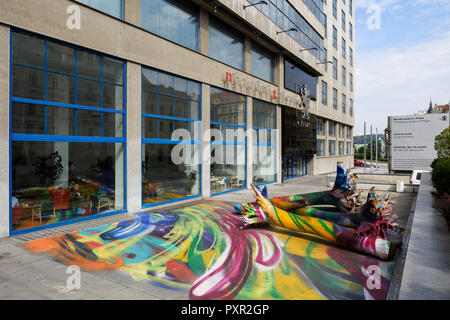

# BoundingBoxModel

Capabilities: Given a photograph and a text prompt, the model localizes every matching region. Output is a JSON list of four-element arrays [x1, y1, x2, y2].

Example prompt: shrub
[[435, 127, 450, 159], [431, 158, 450, 195]]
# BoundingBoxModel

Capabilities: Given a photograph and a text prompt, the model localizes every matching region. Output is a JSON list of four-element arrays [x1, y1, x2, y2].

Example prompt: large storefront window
[[141, 0, 199, 51], [141, 67, 201, 206], [252, 99, 277, 185], [11, 31, 126, 233], [210, 87, 247, 194], [209, 17, 244, 70], [75, 0, 124, 19], [251, 42, 275, 83]]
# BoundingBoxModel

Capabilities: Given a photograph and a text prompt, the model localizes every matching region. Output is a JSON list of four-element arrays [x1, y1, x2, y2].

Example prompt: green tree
[[435, 127, 450, 159]]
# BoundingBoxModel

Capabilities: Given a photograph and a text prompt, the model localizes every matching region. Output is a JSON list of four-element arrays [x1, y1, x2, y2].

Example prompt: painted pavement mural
[[25, 199, 395, 300]]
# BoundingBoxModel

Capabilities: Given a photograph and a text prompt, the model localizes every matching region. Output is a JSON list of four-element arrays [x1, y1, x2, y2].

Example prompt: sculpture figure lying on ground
[[234, 163, 404, 260]]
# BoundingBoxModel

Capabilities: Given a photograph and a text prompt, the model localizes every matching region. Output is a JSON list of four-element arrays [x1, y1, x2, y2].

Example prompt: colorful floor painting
[[24, 200, 395, 300]]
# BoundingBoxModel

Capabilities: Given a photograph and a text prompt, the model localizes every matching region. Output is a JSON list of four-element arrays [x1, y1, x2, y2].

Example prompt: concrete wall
[[314, 155, 354, 175], [0, 24, 10, 238]]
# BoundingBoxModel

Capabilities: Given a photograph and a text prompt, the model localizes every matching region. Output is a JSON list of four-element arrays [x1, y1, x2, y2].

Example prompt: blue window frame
[[74, 0, 125, 19], [252, 99, 277, 185], [282, 155, 308, 180], [210, 87, 247, 195], [10, 30, 127, 235], [141, 66, 202, 208]]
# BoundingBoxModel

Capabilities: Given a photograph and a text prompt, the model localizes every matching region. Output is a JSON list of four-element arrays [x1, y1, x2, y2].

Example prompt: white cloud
[[355, 31, 450, 132]]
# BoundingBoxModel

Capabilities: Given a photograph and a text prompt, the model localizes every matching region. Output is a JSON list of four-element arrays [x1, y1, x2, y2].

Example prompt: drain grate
[[14, 213, 138, 242]]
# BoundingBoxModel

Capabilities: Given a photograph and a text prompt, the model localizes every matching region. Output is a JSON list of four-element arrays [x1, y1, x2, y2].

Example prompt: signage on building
[[223, 71, 307, 110], [389, 113, 449, 171]]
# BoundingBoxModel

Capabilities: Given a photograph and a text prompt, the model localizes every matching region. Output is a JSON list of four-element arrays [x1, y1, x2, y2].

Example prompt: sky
[[354, 0, 450, 135]]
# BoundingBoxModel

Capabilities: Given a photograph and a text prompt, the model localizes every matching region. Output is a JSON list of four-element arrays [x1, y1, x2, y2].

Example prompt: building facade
[[0, 0, 355, 237]]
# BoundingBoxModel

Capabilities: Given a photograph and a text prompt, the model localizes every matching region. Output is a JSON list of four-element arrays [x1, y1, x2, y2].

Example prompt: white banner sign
[[391, 113, 449, 171]]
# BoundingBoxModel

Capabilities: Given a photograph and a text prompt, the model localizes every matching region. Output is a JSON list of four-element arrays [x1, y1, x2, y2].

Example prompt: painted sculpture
[[234, 163, 404, 260]]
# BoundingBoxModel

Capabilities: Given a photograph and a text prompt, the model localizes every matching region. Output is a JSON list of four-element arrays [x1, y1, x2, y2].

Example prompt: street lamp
[[276, 28, 297, 35], [243, 1, 268, 10], [300, 47, 318, 52]]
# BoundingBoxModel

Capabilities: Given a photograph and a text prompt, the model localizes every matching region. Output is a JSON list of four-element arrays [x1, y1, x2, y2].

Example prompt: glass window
[[342, 66, 347, 86], [350, 73, 353, 91], [252, 99, 277, 185], [317, 139, 325, 157], [339, 141, 345, 155], [342, 10, 346, 30], [285, 59, 318, 100], [142, 66, 202, 206], [74, 0, 124, 19], [317, 118, 326, 135], [329, 121, 336, 137], [333, 88, 338, 109], [339, 123, 344, 138], [350, 47, 353, 66], [12, 141, 125, 232], [350, 99, 354, 117], [349, 22, 353, 41], [333, 26, 337, 48], [342, 38, 346, 58], [342, 93, 347, 113], [347, 126, 353, 139], [333, 57, 338, 79], [10, 31, 126, 233], [329, 140, 336, 155], [12, 32, 45, 68], [210, 87, 246, 194], [140, 0, 199, 51], [241, 0, 324, 60], [209, 17, 244, 70], [347, 142, 353, 155], [251, 41, 275, 83], [321, 81, 328, 105]]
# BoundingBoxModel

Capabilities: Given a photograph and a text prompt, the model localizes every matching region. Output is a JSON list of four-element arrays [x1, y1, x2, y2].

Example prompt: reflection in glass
[[11, 141, 125, 231], [77, 110, 101, 136], [47, 42, 75, 74], [142, 144, 201, 205], [140, 0, 199, 51], [210, 87, 246, 194], [12, 32, 45, 68], [209, 17, 244, 70], [251, 41, 274, 83], [12, 65, 45, 101], [74, 0, 124, 18], [12, 103, 45, 135]]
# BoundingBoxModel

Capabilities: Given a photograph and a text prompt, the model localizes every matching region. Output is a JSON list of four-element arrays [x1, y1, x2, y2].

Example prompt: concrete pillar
[[0, 25, 10, 238], [126, 62, 142, 213], [199, 9, 209, 55], [276, 105, 282, 184], [125, 0, 140, 25], [246, 97, 253, 188], [201, 83, 211, 198], [244, 37, 251, 74]]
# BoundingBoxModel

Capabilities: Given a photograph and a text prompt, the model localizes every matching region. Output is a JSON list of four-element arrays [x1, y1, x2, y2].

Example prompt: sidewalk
[[0, 175, 415, 300], [399, 173, 450, 299]]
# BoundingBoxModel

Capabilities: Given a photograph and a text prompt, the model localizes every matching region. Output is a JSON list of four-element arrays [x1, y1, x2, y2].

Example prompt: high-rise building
[[0, 0, 355, 237]]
